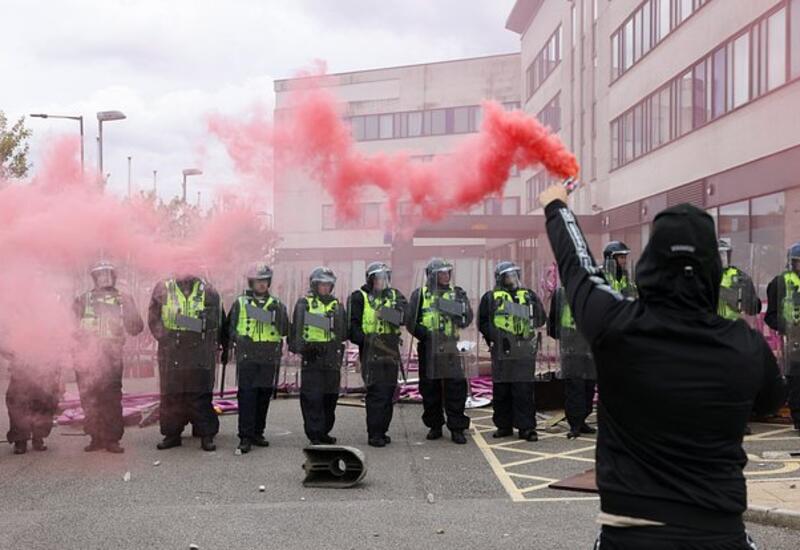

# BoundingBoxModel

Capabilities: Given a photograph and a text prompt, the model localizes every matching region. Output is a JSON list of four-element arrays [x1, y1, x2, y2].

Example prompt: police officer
[[406, 258, 473, 445], [548, 285, 597, 439], [5, 355, 60, 455], [289, 267, 347, 445], [222, 264, 288, 454], [349, 262, 407, 447], [148, 273, 224, 451], [478, 261, 546, 442], [603, 241, 637, 298], [765, 242, 800, 434], [717, 239, 761, 320], [73, 260, 144, 453]]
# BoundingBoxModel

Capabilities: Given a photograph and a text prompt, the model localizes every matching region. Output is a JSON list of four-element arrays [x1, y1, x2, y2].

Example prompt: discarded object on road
[[301, 445, 366, 488]]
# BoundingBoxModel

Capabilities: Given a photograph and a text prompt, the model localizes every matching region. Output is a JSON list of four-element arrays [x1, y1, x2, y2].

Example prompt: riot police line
[[5, 239, 800, 456]]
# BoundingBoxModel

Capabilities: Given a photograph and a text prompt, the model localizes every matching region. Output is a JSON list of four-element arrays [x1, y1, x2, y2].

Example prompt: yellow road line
[[471, 424, 527, 502]]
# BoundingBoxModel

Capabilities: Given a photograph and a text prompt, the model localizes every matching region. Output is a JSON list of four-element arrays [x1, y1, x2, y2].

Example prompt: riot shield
[[490, 298, 539, 384], [299, 304, 344, 395], [361, 333, 402, 387], [555, 288, 595, 380], [423, 290, 468, 380]]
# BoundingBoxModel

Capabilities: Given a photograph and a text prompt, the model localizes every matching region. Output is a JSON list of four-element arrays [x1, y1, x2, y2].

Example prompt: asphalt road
[[1, 383, 798, 549]]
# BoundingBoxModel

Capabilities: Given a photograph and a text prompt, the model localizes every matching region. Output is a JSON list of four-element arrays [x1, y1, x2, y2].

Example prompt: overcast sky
[[1, 0, 519, 204]]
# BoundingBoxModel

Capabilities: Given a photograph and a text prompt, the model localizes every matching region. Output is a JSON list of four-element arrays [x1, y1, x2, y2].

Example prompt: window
[[430, 109, 446, 135], [351, 117, 365, 141], [571, 4, 577, 47], [453, 107, 470, 134], [378, 114, 393, 139], [712, 46, 726, 119], [525, 26, 562, 99], [768, 8, 787, 90], [364, 115, 379, 140], [525, 171, 558, 211], [624, 19, 634, 70], [537, 94, 561, 132], [692, 60, 708, 127], [612, 0, 713, 84], [610, 0, 798, 170], [677, 70, 693, 136], [484, 197, 520, 216], [408, 111, 423, 137], [732, 33, 750, 108]]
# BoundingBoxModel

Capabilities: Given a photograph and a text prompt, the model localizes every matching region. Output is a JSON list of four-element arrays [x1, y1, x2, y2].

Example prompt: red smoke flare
[[209, 73, 579, 227]]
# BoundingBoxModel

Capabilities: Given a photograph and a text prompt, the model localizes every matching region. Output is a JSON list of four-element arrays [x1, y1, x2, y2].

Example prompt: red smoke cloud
[[209, 73, 579, 227]]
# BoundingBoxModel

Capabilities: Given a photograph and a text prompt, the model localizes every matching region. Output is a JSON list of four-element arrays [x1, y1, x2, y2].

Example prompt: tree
[[0, 111, 32, 179]]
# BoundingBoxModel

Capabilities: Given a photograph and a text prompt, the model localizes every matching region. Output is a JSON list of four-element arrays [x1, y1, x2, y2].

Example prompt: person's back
[[540, 185, 785, 548]]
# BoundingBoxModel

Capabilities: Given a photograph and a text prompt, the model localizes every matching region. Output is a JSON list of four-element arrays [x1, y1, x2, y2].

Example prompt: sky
[[1, 0, 519, 206]]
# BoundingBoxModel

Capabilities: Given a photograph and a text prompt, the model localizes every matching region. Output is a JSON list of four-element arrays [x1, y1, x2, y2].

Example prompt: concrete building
[[272, 54, 522, 309], [507, 0, 800, 291]]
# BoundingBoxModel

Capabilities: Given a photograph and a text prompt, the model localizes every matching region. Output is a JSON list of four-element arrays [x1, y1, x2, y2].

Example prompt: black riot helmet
[[494, 261, 521, 290], [425, 258, 453, 289], [365, 262, 391, 290], [603, 241, 630, 259], [788, 242, 800, 272], [309, 266, 336, 294], [246, 263, 273, 289], [90, 260, 117, 289], [603, 241, 630, 277]]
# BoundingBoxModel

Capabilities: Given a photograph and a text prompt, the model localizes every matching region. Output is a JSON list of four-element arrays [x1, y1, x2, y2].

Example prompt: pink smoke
[[0, 135, 272, 368], [209, 72, 579, 227]]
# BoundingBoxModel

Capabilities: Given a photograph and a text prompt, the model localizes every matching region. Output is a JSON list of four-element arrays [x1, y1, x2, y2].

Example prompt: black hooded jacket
[[545, 200, 785, 533]]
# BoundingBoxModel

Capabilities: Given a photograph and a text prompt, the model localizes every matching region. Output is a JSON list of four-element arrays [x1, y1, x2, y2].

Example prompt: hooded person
[[765, 241, 800, 434], [72, 260, 144, 453], [148, 272, 224, 452], [406, 258, 474, 445], [222, 263, 289, 454], [478, 261, 546, 441], [540, 184, 785, 549], [288, 267, 348, 445], [348, 262, 408, 447]]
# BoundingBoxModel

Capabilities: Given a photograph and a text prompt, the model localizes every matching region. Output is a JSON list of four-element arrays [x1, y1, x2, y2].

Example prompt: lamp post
[[181, 168, 202, 203], [29, 113, 85, 173], [97, 110, 126, 185]]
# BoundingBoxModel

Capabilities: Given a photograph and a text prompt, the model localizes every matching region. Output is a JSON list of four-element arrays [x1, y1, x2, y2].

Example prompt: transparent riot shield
[[299, 300, 345, 396], [490, 296, 540, 384], [423, 287, 468, 380], [554, 288, 595, 381]]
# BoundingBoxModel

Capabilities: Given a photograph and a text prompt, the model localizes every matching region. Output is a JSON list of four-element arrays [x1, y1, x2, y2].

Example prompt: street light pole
[[29, 113, 85, 173], [181, 168, 203, 203], [96, 110, 127, 187]]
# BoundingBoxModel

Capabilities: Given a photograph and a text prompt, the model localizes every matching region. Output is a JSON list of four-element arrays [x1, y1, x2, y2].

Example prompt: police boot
[[156, 436, 182, 450], [743, 425, 752, 436], [238, 438, 252, 454], [32, 438, 48, 452], [519, 429, 539, 442], [368, 436, 386, 448], [451, 430, 467, 445], [383, 434, 391, 444], [201, 436, 216, 452], [319, 435, 337, 444], [13, 441, 27, 455], [84, 438, 104, 452], [580, 423, 597, 435], [252, 435, 270, 447], [426, 427, 443, 440], [105, 441, 124, 454], [567, 429, 581, 440], [493, 428, 513, 439]]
